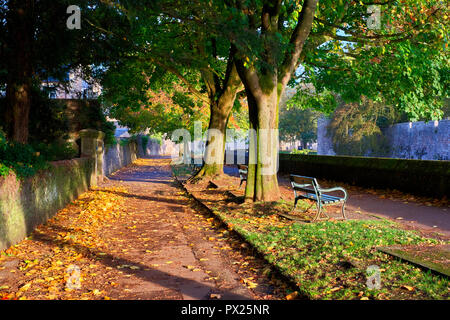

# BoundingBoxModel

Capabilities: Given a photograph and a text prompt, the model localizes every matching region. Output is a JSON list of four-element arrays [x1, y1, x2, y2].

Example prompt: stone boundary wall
[[136, 136, 177, 157], [103, 139, 138, 176], [278, 153, 449, 198], [384, 120, 450, 160], [0, 158, 95, 250], [0, 132, 161, 250], [317, 117, 450, 160]]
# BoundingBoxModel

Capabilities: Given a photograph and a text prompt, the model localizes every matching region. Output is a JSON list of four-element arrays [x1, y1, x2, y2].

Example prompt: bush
[[0, 131, 49, 178], [31, 141, 78, 162], [141, 135, 149, 148], [0, 130, 77, 178]]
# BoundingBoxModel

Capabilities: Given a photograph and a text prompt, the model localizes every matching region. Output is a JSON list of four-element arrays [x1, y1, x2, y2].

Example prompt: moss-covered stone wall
[[0, 158, 95, 250], [279, 153, 449, 198]]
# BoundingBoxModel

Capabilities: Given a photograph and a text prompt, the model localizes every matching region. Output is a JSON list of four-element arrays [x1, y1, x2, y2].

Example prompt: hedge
[[279, 154, 449, 198]]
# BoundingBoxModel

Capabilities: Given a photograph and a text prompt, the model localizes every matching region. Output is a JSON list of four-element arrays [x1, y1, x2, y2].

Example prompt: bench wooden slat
[[298, 193, 343, 204], [292, 185, 316, 194]]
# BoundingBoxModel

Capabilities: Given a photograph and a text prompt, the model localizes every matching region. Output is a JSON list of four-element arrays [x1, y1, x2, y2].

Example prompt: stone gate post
[[79, 129, 105, 186]]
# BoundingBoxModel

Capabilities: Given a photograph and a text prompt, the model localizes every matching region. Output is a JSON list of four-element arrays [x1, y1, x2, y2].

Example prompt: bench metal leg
[[313, 203, 321, 221], [313, 203, 329, 222], [341, 201, 347, 220]]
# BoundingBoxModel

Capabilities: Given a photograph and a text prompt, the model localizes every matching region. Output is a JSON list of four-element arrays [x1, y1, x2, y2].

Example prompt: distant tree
[[279, 106, 319, 149], [327, 96, 403, 156]]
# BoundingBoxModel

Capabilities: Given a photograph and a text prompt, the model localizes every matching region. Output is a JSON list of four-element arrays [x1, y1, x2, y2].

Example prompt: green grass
[[171, 163, 193, 177], [213, 209, 449, 300], [171, 163, 449, 300]]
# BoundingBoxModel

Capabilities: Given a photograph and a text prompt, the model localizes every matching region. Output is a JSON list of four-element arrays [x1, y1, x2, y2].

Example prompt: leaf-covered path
[[0, 157, 289, 300]]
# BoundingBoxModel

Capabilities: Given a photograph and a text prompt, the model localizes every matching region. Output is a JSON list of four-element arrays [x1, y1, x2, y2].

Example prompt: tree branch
[[279, 0, 319, 90], [140, 55, 209, 104]]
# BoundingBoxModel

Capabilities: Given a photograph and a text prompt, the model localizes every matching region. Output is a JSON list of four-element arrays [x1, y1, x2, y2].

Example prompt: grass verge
[[172, 163, 449, 300]]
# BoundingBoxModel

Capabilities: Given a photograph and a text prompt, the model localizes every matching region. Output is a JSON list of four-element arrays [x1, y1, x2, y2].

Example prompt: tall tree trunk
[[5, 0, 33, 143], [194, 60, 241, 179], [231, 0, 317, 202], [195, 97, 232, 178], [243, 86, 280, 202]]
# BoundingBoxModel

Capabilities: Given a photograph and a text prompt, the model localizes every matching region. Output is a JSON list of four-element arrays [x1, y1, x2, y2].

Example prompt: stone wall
[[317, 116, 336, 156], [103, 136, 177, 177], [317, 117, 450, 160], [384, 120, 450, 160], [0, 131, 153, 251], [136, 136, 177, 157], [0, 158, 95, 250], [103, 139, 138, 176]]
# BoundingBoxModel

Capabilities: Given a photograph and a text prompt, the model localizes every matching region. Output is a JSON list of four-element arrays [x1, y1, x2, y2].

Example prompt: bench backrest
[[238, 164, 248, 172], [238, 165, 248, 178], [290, 175, 319, 194]]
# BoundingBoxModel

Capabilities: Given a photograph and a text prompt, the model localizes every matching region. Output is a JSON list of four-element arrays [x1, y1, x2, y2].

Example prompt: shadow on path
[[33, 222, 249, 300]]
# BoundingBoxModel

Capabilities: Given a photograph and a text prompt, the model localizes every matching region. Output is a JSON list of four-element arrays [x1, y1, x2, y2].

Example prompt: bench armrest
[[318, 187, 347, 200]]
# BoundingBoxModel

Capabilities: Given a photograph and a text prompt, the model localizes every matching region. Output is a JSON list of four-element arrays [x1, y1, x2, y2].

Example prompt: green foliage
[[327, 97, 402, 156], [118, 138, 129, 147], [141, 135, 149, 148], [286, 87, 337, 115], [75, 100, 116, 146], [279, 88, 320, 148], [149, 133, 163, 145], [0, 129, 77, 178], [0, 86, 70, 145], [31, 142, 78, 162], [0, 134, 49, 178], [118, 136, 134, 147], [296, 0, 449, 121], [28, 89, 70, 144], [101, 59, 208, 136], [279, 107, 319, 147]]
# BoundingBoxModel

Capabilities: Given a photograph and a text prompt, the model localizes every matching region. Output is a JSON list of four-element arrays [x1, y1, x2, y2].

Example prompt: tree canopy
[[1, 0, 448, 202]]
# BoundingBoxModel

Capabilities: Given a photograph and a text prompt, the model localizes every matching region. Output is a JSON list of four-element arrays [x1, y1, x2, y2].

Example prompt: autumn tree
[[200, 0, 448, 201], [327, 96, 402, 156], [94, 0, 243, 178], [101, 59, 210, 135]]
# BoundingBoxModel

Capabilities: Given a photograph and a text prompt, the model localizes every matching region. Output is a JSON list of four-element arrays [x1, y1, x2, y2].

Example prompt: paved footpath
[[2, 157, 288, 300], [99, 157, 254, 300]]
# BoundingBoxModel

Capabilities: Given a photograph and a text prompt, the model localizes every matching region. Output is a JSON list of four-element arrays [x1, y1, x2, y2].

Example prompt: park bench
[[238, 164, 248, 188], [190, 157, 204, 172], [290, 174, 348, 221]]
